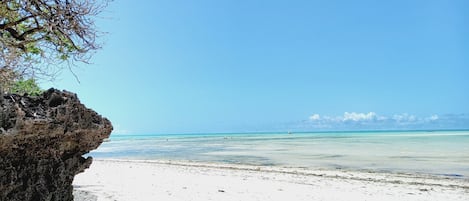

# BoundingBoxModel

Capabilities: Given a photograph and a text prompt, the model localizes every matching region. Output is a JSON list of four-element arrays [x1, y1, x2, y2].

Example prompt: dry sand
[[73, 159, 468, 201]]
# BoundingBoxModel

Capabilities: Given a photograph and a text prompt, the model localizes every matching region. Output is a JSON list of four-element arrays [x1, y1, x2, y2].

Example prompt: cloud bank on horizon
[[295, 112, 469, 131], [309, 112, 437, 123], [112, 112, 468, 134]]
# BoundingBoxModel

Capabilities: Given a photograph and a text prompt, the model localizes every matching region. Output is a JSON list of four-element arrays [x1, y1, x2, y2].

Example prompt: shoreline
[[93, 158, 469, 186], [73, 159, 469, 201]]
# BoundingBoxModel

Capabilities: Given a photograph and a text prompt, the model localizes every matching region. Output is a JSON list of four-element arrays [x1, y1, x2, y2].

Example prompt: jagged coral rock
[[0, 89, 112, 201]]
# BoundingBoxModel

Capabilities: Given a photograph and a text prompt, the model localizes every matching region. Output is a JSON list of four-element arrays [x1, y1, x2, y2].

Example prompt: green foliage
[[10, 79, 43, 96], [1, 0, 110, 82], [25, 44, 42, 55]]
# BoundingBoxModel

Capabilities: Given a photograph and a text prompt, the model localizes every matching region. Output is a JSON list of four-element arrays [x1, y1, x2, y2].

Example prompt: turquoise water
[[90, 130, 469, 177]]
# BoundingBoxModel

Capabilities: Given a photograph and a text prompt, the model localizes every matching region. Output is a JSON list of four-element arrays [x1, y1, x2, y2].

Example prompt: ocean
[[89, 130, 469, 178]]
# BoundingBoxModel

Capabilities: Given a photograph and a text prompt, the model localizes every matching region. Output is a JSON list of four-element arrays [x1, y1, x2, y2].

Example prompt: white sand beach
[[73, 159, 468, 201]]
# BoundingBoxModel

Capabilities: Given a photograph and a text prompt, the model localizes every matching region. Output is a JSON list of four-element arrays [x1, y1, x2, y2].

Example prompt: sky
[[42, 0, 469, 134]]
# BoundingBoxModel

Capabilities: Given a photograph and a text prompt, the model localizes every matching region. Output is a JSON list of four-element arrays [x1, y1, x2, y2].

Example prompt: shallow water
[[89, 130, 469, 178]]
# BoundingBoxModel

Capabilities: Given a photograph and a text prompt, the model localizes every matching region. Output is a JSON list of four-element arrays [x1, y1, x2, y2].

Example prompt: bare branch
[[0, 15, 36, 29], [0, 0, 110, 86]]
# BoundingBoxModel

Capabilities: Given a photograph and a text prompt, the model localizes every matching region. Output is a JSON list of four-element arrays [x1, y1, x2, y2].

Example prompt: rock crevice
[[0, 89, 112, 201]]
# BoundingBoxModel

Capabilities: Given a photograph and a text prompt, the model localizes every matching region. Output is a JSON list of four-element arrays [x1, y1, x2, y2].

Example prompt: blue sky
[[42, 0, 469, 134]]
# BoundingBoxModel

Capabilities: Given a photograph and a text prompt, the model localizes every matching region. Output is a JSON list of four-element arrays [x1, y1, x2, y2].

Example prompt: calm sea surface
[[89, 130, 469, 178]]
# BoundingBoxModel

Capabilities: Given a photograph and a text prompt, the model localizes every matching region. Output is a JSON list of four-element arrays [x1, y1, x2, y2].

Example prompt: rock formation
[[0, 89, 112, 201]]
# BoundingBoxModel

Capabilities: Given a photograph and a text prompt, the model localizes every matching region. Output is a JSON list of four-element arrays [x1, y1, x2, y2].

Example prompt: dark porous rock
[[0, 88, 112, 201]]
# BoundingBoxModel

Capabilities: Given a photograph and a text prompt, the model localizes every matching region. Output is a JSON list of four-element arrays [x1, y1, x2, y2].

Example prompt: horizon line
[[111, 128, 469, 136]]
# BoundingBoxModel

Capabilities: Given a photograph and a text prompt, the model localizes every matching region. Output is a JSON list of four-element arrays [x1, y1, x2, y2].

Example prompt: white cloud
[[426, 114, 439, 121], [377, 116, 388, 121], [309, 114, 321, 121], [303, 112, 451, 130], [393, 113, 416, 122], [322, 116, 340, 121], [296, 112, 467, 131], [343, 112, 376, 121]]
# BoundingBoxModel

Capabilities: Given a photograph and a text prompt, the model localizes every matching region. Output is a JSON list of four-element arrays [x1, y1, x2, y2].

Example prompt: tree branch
[[19, 27, 44, 40], [0, 15, 36, 30]]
